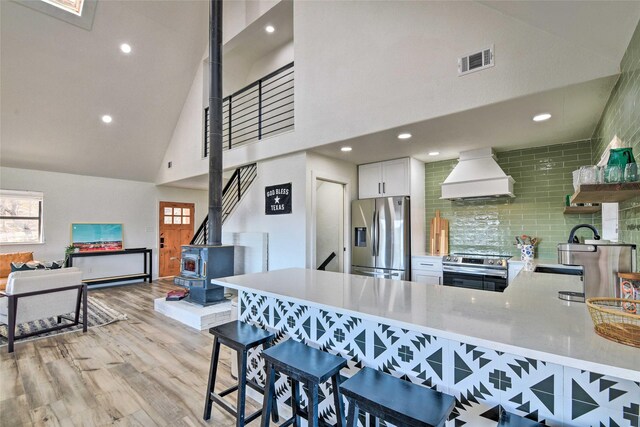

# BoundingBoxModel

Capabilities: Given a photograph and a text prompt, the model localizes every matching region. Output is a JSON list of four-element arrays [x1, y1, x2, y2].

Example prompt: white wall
[[220, 1, 620, 170], [222, 152, 358, 272], [0, 167, 208, 280], [222, 152, 307, 270]]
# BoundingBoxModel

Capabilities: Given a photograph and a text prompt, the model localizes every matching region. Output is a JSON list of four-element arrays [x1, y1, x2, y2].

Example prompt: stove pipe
[[208, 0, 223, 246]]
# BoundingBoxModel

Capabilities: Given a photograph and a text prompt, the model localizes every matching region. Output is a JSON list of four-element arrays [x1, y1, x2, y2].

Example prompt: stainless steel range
[[442, 253, 512, 292]]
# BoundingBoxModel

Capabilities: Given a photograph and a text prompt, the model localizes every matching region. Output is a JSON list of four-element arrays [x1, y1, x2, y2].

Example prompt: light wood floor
[[0, 280, 261, 426]]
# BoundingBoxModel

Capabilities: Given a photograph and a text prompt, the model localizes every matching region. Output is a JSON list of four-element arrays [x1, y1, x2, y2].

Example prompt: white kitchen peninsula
[[213, 269, 639, 426]]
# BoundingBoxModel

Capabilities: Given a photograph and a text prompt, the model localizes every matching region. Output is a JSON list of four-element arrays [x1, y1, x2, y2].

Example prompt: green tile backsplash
[[425, 141, 596, 260], [591, 20, 640, 251]]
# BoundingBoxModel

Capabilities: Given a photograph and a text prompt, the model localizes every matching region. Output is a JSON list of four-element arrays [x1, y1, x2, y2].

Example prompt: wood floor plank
[[0, 394, 33, 426], [0, 364, 25, 402], [15, 356, 61, 409], [30, 404, 62, 427]]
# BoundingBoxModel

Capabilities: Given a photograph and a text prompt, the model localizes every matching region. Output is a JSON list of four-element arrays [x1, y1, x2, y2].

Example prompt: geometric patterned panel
[[370, 323, 448, 392], [564, 367, 640, 427], [239, 291, 638, 427], [499, 353, 563, 426], [447, 341, 503, 426]]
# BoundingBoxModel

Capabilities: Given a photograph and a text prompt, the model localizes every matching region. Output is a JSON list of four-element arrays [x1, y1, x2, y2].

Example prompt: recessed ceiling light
[[533, 113, 551, 122], [101, 115, 113, 124], [397, 133, 412, 140], [120, 43, 132, 54], [265, 25, 275, 33], [341, 146, 352, 152], [428, 151, 440, 156]]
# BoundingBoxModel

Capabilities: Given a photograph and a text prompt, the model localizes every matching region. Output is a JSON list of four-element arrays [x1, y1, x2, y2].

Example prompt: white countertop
[[212, 268, 639, 381]]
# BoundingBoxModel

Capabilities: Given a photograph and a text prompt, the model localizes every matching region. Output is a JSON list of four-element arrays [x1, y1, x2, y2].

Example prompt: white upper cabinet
[[358, 163, 384, 199], [358, 158, 410, 199]]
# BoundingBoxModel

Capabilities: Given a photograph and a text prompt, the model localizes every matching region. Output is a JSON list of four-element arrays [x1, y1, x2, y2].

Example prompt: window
[[0, 190, 44, 244], [41, 0, 84, 16]]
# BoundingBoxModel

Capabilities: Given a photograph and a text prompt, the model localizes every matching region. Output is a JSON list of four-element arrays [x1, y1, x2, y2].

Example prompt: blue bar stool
[[498, 409, 544, 426], [203, 320, 279, 427], [260, 339, 348, 427], [340, 367, 455, 427]]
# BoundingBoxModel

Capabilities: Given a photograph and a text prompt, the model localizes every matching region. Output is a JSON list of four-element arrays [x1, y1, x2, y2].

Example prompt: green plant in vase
[[64, 244, 76, 267]]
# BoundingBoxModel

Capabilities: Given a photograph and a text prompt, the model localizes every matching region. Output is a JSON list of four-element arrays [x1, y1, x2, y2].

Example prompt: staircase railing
[[204, 62, 294, 157], [317, 252, 337, 271], [190, 163, 258, 245]]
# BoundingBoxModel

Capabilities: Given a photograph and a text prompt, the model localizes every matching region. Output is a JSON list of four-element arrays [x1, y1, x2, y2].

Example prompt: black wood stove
[[174, 245, 234, 305]]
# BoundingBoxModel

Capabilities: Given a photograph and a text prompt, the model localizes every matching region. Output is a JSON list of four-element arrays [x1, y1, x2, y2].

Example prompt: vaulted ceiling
[[1, 0, 208, 182]]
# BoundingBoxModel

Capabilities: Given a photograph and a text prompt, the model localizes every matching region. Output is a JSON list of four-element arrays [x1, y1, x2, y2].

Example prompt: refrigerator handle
[[372, 211, 377, 257], [376, 207, 381, 258]]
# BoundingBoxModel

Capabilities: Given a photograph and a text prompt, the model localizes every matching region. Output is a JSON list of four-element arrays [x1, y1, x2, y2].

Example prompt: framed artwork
[[71, 223, 124, 252], [265, 183, 292, 215]]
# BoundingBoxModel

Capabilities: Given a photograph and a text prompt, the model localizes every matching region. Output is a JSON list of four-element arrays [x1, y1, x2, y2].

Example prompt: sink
[[534, 264, 584, 276]]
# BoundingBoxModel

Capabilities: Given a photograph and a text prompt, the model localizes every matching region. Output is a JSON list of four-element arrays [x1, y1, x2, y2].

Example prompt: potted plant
[[64, 244, 76, 267]]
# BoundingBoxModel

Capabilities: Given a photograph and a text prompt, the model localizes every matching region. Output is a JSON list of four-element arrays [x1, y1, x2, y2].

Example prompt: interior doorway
[[159, 201, 195, 277], [315, 179, 345, 272]]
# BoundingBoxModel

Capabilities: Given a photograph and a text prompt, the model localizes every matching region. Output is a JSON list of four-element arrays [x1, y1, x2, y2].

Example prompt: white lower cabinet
[[411, 255, 443, 285]]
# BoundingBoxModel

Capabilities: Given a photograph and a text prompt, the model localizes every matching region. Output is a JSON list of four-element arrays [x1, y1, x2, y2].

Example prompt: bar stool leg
[[236, 349, 248, 427], [331, 374, 346, 427], [345, 398, 358, 427], [307, 381, 319, 427], [203, 337, 221, 420], [263, 342, 280, 423], [260, 361, 276, 427], [291, 379, 301, 427]]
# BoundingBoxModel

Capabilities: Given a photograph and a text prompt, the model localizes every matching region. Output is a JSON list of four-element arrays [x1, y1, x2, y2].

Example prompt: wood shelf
[[563, 205, 602, 214], [570, 182, 640, 204]]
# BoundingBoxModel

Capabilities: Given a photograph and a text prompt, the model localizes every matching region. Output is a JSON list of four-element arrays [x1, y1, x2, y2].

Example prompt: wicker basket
[[587, 298, 640, 348]]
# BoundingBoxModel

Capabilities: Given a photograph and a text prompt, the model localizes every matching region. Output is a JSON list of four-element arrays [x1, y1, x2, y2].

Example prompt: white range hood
[[441, 148, 515, 200]]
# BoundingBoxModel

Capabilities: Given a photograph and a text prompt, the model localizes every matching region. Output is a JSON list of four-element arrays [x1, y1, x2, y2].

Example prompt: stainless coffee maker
[[558, 225, 636, 301]]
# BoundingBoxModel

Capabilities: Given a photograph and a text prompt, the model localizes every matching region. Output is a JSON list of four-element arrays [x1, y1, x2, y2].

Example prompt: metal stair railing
[[190, 163, 258, 245], [204, 62, 294, 157]]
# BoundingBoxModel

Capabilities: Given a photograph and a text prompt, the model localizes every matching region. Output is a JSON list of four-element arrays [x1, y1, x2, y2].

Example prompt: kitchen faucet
[[567, 224, 600, 244]]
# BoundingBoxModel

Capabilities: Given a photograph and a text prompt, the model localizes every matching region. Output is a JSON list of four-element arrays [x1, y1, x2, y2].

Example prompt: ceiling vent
[[458, 45, 494, 76]]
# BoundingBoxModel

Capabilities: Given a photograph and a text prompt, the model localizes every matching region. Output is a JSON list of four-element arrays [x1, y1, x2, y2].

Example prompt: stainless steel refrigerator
[[351, 196, 411, 280]]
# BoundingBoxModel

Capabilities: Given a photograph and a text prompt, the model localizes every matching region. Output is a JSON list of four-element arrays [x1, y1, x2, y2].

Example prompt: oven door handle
[[443, 265, 508, 278]]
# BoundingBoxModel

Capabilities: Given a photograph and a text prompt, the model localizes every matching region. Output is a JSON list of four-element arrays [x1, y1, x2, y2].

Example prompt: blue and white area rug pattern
[[0, 296, 127, 347]]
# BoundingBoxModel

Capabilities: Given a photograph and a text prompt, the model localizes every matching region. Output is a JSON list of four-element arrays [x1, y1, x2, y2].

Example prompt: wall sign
[[265, 183, 292, 215]]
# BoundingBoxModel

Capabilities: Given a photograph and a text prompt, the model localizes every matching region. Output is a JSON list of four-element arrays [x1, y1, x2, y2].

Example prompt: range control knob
[[453, 257, 458, 262], [488, 260, 494, 265]]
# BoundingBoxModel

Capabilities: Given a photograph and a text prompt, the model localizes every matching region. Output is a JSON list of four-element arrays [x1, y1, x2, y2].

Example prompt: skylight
[[40, 0, 84, 16]]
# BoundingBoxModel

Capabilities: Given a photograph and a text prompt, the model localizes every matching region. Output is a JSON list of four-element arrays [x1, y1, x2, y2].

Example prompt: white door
[[358, 163, 382, 199], [315, 180, 345, 272]]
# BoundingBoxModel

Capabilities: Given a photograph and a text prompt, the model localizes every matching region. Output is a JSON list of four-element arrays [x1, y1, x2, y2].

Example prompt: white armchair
[[0, 267, 86, 353]]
